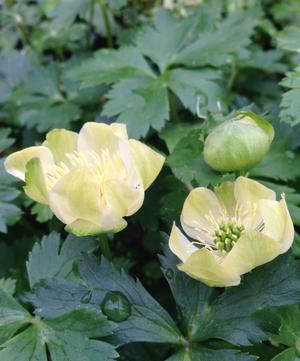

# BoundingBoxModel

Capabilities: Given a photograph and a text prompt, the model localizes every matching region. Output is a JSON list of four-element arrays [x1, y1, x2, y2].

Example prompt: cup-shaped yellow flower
[[169, 177, 294, 287], [203, 111, 274, 172], [5, 122, 165, 236]]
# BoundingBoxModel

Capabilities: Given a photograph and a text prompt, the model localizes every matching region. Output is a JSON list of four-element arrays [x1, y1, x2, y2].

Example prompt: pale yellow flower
[[169, 177, 294, 287], [5, 122, 165, 236]]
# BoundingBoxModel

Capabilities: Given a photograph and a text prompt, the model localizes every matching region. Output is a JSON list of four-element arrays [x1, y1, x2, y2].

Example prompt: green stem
[[99, 234, 112, 260], [227, 61, 238, 90], [99, 0, 113, 48], [87, 0, 95, 48], [168, 91, 180, 123]]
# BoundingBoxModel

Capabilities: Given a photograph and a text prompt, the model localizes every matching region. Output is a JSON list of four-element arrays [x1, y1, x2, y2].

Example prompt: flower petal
[[103, 178, 144, 217], [257, 198, 294, 253], [223, 230, 281, 276], [24, 158, 49, 204], [77, 122, 122, 157], [169, 224, 198, 262], [214, 181, 236, 217], [234, 176, 276, 204], [110, 123, 128, 140], [129, 139, 165, 190], [4, 146, 54, 181], [181, 187, 224, 242], [48, 166, 102, 225], [178, 248, 240, 287], [43, 129, 78, 164], [66, 218, 127, 237]]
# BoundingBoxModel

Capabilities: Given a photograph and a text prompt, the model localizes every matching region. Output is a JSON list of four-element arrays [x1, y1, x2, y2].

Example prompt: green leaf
[[30, 203, 53, 223], [167, 128, 221, 187], [135, 10, 203, 72], [20, 102, 81, 133], [239, 48, 287, 73], [271, 348, 300, 361], [166, 68, 223, 114], [159, 241, 214, 340], [279, 66, 300, 127], [29, 255, 183, 345], [270, 306, 300, 348], [0, 128, 15, 152], [174, 8, 258, 67], [26, 232, 98, 288], [161, 239, 300, 346], [102, 76, 169, 138], [0, 202, 22, 234], [0, 278, 16, 296], [277, 27, 300, 52], [68, 47, 153, 88], [250, 141, 300, 181], [166, 347, 257, 361], [0, 51, 32, 88], [0, 290, 118, 361], [49, 0, 89, 30], [0, 288, 31, 344]]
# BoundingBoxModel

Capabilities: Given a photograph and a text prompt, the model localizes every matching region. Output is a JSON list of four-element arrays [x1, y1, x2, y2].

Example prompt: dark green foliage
[[2, 0, 300, 360]]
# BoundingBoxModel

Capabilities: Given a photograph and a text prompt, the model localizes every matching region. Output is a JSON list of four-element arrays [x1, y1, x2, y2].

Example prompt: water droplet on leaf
[[101, 291, 131, 322], [165, 268, 174, 279]]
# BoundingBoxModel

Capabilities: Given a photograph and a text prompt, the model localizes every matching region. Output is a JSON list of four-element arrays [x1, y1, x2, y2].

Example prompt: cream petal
[[255, 197, 294, 253], [214, 181, 236, 217], [181, 187, 224, 242], [234, 176, 276, 204], [4, 146, 54, 181], [66, 218, 127, 237], [43, 129, 78, 164], [223, 230, 281, 276], [129, 139, 165, 190], [110, 123, 128, 140], [48, 166, 102, 225], [77, 122, 121, 157], [103, 178, 145, 217], [178, 248, 241, 287], [24, 158, 49, 204], [169, 224, 198, 262], [279, 198, 294, 253]]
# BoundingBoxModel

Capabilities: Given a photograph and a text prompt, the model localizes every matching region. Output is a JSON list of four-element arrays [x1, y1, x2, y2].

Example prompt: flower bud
[[203, 111, 274, 172]]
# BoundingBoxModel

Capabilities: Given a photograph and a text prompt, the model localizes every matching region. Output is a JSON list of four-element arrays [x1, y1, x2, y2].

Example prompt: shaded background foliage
[[1, 0, 300, 360]]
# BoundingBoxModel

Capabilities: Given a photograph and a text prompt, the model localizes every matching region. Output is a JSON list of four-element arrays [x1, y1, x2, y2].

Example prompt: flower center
[[213, 221, 244, 252]]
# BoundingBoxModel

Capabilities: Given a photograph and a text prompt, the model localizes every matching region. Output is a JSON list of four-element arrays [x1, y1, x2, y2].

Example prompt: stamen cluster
[[213, 221, 244, 252]]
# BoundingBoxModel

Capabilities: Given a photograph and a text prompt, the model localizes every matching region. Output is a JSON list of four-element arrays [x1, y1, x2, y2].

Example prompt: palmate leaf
[[276, 27, 300, 126], [167, 128, 221, 187], [134, 10, 205, 72], [250, 141, 300, 182], [0, 289, 118, 361], [277, 27, 300, 52], [166, 347, 256, 361], [102, 76, 169, 138], [160, 239, 300, 346], [26, 232, 97, 288], [0, 159, 21, 234], [67, 5, 256, 138], [173, 7, 258, 67], [279, 66, 300, 127], [68, 47, 154, 87], [28, 254, 183, 345]]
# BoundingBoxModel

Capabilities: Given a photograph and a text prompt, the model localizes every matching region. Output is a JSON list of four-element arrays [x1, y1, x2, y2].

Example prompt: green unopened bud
[[203, 111, 274, 172]]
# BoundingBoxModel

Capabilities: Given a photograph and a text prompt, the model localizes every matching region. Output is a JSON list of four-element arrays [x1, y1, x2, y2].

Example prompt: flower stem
[[87, 0, 96, 48], [99, 234, 112, 260], [99, 0, 113, 48]]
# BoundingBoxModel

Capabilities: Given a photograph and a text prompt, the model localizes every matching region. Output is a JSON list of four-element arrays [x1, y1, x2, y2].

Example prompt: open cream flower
[[169, 177, 294, 287], [5, 122, 165, 236]]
